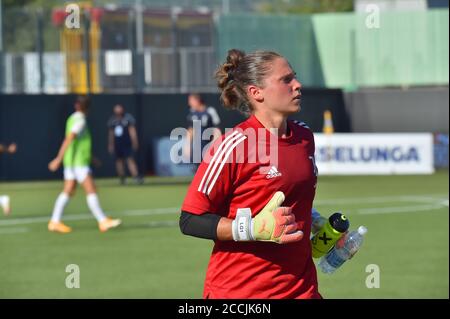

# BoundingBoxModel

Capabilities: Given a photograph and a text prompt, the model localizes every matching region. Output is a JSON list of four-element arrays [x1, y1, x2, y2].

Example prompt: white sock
[[86, 193, 107, 222], [51, 193, 70, 223], [0, 195, 8, 206]]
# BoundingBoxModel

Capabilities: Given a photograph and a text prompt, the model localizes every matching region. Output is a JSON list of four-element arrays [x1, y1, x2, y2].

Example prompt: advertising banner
[[314, 133, 434, 174]]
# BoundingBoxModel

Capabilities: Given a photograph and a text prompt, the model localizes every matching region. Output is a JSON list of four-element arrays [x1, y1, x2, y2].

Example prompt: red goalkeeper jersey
[[181, 115, 320, 299]]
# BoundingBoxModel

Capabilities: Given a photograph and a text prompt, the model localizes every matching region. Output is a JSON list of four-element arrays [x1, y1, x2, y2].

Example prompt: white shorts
[[64, 167, 91, 184]]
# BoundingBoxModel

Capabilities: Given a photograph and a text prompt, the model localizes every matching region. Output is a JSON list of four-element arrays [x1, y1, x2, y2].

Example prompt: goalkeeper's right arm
[[180, 192, 303, 244]]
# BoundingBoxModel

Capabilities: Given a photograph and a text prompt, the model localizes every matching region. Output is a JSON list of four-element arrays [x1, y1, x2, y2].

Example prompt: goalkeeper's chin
[[287, 100, 301, 115]]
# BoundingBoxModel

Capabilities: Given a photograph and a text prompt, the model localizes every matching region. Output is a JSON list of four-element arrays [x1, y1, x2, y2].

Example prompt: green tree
[[257, 0, 353, 14], [2, 0, 77, 52], [3, 0, 69, 9]]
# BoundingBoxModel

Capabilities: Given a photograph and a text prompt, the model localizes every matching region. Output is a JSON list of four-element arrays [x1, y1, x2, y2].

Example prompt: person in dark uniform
[[108, 104, 143, 185], [184, 93, 221, 172]]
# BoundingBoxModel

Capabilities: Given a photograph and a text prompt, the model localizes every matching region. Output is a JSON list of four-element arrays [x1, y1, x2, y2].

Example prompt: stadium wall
[[218, 10, 449, 89], [0, 89, 349, 181], [344, 86, 449, 133]]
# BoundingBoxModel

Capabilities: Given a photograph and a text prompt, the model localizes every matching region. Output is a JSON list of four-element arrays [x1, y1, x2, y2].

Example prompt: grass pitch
[[0, 171, 448, 298]]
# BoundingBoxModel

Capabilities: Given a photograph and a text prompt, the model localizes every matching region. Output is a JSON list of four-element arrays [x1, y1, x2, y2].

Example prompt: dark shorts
[[115, 146, 133, 159]]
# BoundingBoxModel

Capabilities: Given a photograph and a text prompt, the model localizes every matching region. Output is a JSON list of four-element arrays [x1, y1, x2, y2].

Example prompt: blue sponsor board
[[434, 133, 449, 168], [152, 137, 194, 177], [316, 146, 420, 163], [152, 134, 446, 176]]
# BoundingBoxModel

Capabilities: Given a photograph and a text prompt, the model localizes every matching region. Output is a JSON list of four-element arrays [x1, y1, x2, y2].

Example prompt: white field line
[[0, 227, 29, 234], [357, 204, 446, 215], [314, 194, 448, 205], [0, 222, 179, 235], [123, 207, 180, 216], [142, 220, 178, 227], [0, 207, 180, 227], [0, 195, 448, 229]]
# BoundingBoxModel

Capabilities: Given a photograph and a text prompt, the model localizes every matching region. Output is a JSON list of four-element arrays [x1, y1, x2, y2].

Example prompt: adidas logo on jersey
[[266, 166, 282, 179]]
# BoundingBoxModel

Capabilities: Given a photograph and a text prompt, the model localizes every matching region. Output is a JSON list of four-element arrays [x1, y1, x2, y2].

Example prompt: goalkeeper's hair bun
[[215, 49, 282, 115]]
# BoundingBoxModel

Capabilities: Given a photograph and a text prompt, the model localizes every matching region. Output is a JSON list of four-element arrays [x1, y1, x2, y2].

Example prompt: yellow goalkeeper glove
[[232, 191, 304, 244]]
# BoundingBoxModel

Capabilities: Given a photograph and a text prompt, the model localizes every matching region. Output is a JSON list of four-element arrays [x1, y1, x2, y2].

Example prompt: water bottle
[[318, 226, 368, 274], [311, 212, 350, 258], [311, 208, 326, 237]]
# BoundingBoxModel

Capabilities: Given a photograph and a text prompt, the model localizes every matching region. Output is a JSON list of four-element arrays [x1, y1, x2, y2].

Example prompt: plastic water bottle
[[318, 226, 368, 274], [311, 212, 350, 258], [311, 208, 326, 237]]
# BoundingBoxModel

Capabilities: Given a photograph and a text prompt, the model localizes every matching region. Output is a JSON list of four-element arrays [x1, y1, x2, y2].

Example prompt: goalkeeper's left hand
[[232, 191, 303, 244]]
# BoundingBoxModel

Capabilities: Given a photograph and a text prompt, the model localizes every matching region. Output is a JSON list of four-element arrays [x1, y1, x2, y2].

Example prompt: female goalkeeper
[[180, 49, 321, 299]]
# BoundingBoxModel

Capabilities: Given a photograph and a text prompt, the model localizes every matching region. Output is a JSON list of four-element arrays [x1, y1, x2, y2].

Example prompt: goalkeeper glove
[[231, 191, 303, 244]]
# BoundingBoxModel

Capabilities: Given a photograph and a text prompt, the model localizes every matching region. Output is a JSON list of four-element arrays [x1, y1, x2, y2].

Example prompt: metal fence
[[2, 51, 67, 94], [1, 5, 448, 94], [0, 6, 218, 94], [1, 48, 216, 94]]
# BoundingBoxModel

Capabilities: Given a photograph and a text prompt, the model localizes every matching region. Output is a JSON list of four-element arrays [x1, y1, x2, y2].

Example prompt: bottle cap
[[328, 212, 350, 233], [358, 226, 368, 235]]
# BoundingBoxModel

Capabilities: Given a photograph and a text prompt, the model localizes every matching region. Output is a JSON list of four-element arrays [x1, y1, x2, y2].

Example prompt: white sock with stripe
[[51, 193, 70, 223], [86, 193, 107, 222]]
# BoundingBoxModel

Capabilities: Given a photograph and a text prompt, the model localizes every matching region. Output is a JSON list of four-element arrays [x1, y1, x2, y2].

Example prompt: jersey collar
[[247, 114, 298, 145]]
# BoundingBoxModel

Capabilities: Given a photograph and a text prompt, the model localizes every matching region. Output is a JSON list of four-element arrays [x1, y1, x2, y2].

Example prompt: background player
[[0, 142, 17, 215], [183, 93, 221, 172], [48, 96, 122, 233], [108, 104, 143, 185], [179, 49, 321, 298]]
